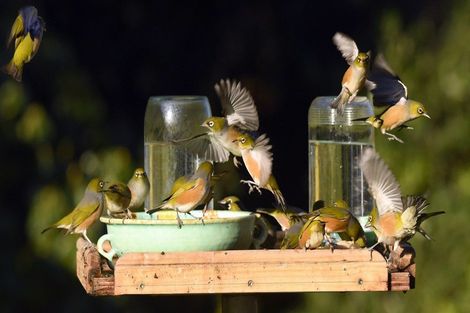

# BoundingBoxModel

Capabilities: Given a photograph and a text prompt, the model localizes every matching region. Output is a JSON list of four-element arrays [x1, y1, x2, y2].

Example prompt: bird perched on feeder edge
[[233, 132, 287, 211], [41, 178, 105, 243], [363, 54, 431, 143], [218, 196, 243, 211], [147, 161, 214, 228], [102, 181, 132, 218], [256, 205, 306, 231], [175, 79, 259, 167], [127, 168, 150, 212], [331, 32, 370, 114], [360, 148, 444, 258], [3, 6, 45, 82]]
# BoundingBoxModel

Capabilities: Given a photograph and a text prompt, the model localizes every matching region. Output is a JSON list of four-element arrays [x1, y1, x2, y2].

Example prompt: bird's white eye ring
[[418, 108, 424, 114], [240, 138, 246, 143], [208, 121, 214, 127], [99, 181, 104, 188]]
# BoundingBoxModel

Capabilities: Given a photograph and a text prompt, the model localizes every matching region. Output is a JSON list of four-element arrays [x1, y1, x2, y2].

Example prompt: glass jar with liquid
[[308, 96, 374, 217], [144, 96, 211, 210]]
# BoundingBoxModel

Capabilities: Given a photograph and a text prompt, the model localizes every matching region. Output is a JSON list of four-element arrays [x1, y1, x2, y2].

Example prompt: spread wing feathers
[[177, 134, 231, 163], [249, 134, 273, 187], [402, 195, 429, 213], [7, 14, 24, 48], [367, 54, 408, 106], [332, 32, 359, 65], [215, 79, 259, 131], [206, 136, 231, 162], [360, 148, 403, 215]]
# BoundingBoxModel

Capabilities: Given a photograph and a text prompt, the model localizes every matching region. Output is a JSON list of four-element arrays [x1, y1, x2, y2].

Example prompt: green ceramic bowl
[[97, 210, 255, 262]]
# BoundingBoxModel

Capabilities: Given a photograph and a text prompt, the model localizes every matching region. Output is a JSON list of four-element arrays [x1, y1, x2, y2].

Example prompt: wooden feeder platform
[[76, 238, 415, 296]]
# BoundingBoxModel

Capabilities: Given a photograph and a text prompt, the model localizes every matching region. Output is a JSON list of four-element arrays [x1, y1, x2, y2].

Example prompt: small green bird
[[218, 196, 243, 211], [175, 79, 259, 167], [3, 6, 45, 82], [103, 181, 132, 218], [234, 133, 287, 211], [280, 220, 306, 249], [304, 200, 366, 249], [256, 206, 305, 231], [41, 178, 105, 243], [127, 168, 150, 212], [280, 218, 325, 250], [360, 148, 444, 256], [331, 32, 370, 114], [298, 219, 325, 250], [147, 161, 214, 227], [364, 54, 431, 143]]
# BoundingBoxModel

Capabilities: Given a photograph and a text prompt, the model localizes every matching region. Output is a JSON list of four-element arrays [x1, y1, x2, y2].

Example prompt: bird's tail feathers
[[418, 211, 445, 224], [3, 61, 22, 82], [271, 188, 287, 213], [146, 203, 165, 214], [41, 226, 53, 234]]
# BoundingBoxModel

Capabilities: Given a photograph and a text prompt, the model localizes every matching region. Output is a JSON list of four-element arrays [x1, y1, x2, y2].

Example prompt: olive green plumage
[[41, 178, 105, 243], [127, 167, 150, 211]]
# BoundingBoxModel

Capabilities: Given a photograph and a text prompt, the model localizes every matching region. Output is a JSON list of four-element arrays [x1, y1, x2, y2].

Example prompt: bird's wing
[[280, 221, 304, 249], [175, 133, 231, 163], [401, 195, 429, 213], [360, 148, 403, 215], [170, 175, 191, 195], [366, 54, 408, 106], [317, 207, 350, 221], [250, 134, 273, 186], [215, 79, 259, 131], [7, 14, 24, 48], [69, 196, 102, 228], [205, 135, 231, 162], [332, 32, 359, 65]]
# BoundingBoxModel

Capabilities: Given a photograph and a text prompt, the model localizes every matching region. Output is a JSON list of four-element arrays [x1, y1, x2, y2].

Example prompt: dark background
[[1, 0, 468, 312]]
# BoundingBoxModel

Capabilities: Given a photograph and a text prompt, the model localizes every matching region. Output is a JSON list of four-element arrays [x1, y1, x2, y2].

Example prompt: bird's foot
[[233, 156, 241, 168], [385, 132, 404, 143], [125, 209, 134, 219], [83, 232, 92, 244], [240, 180, 262, 194]]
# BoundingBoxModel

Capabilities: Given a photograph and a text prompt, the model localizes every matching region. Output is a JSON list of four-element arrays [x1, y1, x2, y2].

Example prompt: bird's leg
[[384, 131, 404, 144], [176, 211, 183, 228], [82, 231, 92, 244], [368, 241, 381, 251], [233, 156, 242, 168], [125, 209, 135, 219], [240, 180, 262, 195], [347, 89, 358, 103], [367, 241, 381, 261], [188, 211, 205, 226], [324, 234, 336, 252]]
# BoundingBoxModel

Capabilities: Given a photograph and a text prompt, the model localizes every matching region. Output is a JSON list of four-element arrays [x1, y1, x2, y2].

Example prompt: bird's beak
[[232, 139, 239, 143], [423, 113, 431, 119], [218, 199, 227, 205]]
